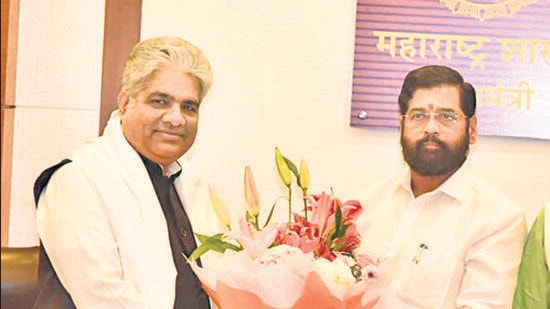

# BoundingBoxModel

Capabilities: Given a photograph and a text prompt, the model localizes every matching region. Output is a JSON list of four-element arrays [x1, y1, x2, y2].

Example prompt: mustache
[[155, 127, 185, 136], [418, 134, 445, 147]]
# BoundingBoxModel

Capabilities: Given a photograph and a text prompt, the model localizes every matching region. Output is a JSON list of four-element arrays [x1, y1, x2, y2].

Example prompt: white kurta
[[356, 166, 527, 308], [36, 111, 221, 309]]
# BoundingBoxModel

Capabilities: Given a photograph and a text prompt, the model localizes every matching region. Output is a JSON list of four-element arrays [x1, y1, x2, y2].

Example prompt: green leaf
[[263, 195, 287, 228], [196, 232, 218, 244], [283, 155, 299, 180], [339, 224, 350, 238], [245, 210, 260, 230], [331, 206, 343, 242], [190, 233, 242, 261], [245, 210, 254, 223]]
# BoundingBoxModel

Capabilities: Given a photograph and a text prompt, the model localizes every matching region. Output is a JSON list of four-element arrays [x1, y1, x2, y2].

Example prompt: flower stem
[[287, 185, 292, 223], [254, 214, 260, 230], [302, 190, 308, 221]]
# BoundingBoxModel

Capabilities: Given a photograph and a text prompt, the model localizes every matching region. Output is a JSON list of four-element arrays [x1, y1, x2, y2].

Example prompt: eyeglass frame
[[400, 108, 470, 127]]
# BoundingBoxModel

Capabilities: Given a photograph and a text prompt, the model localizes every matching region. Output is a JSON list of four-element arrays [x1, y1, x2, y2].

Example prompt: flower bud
[[275, 147, 292, 187], [209, 186, 231, 229], [299, 159, 309, 191], [244, 166, 260, 216]]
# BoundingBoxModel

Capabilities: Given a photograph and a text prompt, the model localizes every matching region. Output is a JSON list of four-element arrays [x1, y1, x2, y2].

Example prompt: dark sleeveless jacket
[[32, 159, 76, 309]]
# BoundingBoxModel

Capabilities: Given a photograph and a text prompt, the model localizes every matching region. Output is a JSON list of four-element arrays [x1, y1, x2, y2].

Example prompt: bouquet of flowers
[[189, 148, 389, 308]]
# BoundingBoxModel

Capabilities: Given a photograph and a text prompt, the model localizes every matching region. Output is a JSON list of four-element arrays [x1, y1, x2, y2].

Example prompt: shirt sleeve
[[457, 208, 527, 309], [36, 163, 154, 309], [512, 209, 550, 309]]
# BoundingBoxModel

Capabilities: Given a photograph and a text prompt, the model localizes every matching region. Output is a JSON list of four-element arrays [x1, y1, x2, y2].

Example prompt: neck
[[138, 153, 175, 177], [410, 169, 456, 197]]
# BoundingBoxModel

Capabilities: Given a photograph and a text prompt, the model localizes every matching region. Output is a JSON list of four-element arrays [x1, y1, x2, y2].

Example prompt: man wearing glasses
[[356, 65, 527, 308]]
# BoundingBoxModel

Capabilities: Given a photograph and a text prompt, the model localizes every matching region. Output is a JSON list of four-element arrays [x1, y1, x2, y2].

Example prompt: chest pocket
[[394, 245, 458, 308]]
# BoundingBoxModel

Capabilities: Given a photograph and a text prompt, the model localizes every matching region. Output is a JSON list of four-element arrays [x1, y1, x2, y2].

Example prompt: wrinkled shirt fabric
[[356, 165, 527, 308]]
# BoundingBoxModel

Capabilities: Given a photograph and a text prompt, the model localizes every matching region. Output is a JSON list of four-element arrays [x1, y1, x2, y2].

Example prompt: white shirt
[[356, 166, 527, 308]]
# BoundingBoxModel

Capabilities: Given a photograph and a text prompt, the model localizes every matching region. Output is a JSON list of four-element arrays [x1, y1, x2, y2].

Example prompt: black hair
[[398, 65, 476, 117]]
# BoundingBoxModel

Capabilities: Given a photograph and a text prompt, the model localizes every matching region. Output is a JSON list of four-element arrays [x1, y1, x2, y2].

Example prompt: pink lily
[[227, 218, 278, 259], [307, 192, 334, 239], [275, 219, 321, 254]]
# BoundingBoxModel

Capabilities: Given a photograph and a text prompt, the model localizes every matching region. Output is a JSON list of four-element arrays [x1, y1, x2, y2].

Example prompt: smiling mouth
[[156, 130, 185, 138]]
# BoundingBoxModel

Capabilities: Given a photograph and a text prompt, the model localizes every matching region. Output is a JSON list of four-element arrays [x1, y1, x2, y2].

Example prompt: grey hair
[[121, 36, 213, 101]]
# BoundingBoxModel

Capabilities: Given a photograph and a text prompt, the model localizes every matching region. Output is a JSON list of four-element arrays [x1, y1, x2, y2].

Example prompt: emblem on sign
[[440, 0, 537, 21]]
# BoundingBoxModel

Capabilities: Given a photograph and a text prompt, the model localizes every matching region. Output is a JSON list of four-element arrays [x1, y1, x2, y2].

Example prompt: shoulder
[[357, 170, 404, 203], [461, 174, 526, 238], [70, 136, 110, 166], [468, 174, 524, 217], [40, 135, 130, 198]]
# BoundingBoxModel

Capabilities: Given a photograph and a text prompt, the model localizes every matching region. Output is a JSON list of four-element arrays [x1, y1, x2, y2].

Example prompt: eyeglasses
[[401, 109, 468, 127]]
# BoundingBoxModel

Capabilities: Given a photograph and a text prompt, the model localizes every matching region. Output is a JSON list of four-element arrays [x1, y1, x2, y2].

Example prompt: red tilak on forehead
[[428, 103, 434, 111]]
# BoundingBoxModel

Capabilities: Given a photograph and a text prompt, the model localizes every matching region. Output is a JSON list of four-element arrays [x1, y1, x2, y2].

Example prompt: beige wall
[[7, 0, 104, 246], [6, 0, 550, 246], [141, 0, 550, 225]]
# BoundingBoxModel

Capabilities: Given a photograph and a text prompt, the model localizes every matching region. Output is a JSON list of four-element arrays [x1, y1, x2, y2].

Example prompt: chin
[[151, 148, 187, 162]]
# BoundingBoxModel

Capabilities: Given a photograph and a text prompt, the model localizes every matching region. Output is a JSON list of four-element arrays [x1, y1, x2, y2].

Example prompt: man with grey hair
[[33, 36, 219, 308], [356, 65, 526, 308]]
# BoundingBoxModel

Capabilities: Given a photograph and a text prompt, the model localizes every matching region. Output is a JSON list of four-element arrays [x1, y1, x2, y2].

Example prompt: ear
[[117, 91, 130, 114], [468, 115, 478, 144], [399, 115, 405, 133]]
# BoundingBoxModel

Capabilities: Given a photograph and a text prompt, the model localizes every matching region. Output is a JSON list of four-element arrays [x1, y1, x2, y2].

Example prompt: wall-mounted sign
[[350, 0, 550, 140]]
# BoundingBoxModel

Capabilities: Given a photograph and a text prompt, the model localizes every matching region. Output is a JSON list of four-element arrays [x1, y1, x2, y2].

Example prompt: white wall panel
[[15, 0, 105, 109], [8, 0, 105, 246]]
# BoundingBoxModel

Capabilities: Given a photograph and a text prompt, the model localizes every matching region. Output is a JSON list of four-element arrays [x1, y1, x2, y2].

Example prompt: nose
[[163, 103, 186, 127], [423, 113, 440, 134]]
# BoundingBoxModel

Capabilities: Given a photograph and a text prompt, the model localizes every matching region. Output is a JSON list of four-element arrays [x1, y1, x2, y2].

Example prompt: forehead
[[141, 64, 201, 100], [408, 85, 461, 111]]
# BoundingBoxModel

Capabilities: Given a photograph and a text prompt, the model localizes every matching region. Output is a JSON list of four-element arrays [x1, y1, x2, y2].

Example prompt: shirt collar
[[139, 154, 182, 181], [437, 164, 472, 202], [398, 162, 473, 203]]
